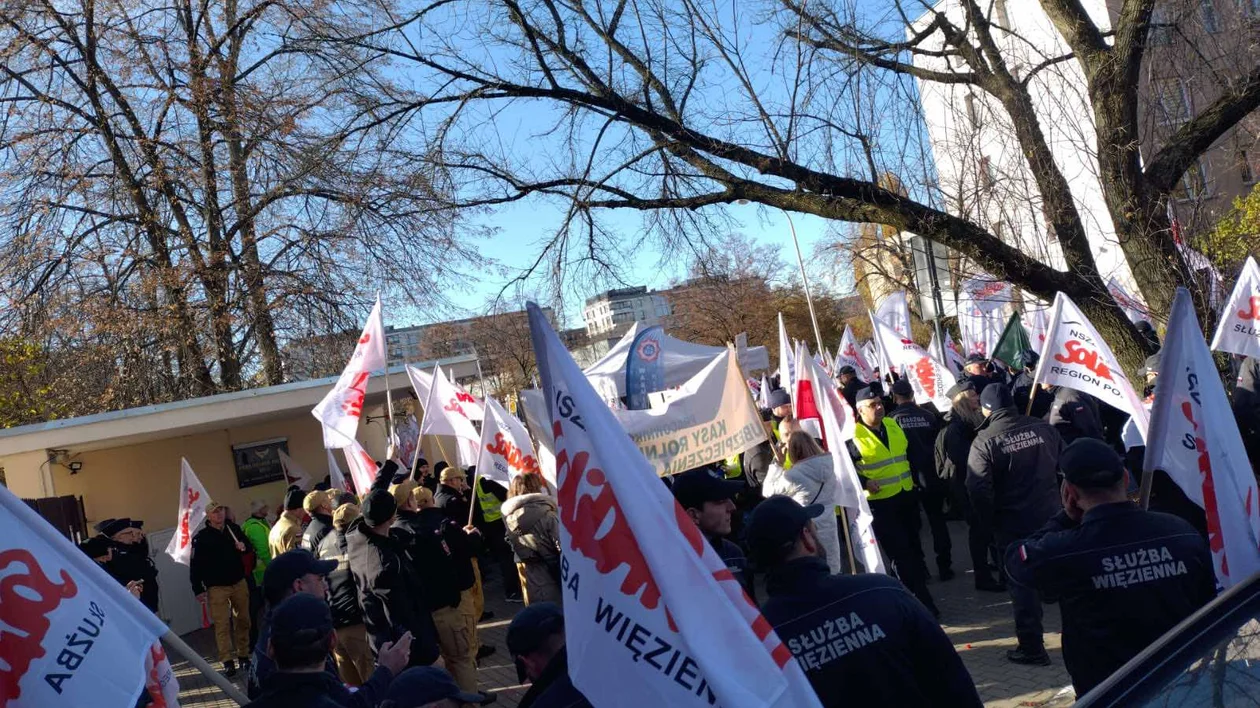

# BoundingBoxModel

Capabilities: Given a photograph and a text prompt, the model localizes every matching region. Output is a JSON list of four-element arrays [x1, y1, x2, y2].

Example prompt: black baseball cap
[[965, 353, 988, 366], [890, 378, 914, 397], [1060, 438, 1126, 488], [283, 487, 305, 511], [263, 549, 337, 605], [767, 389, 791, 409], [79, 536, 112, 560], [838, 365, 856, 376], [269, 593, 333, 649], [361, 489, 398, 527], [946, 379, 976, 399], [383, 666, 483, 707], [506, 602, 565, 657], [745, 496, 826, 564], [96, 518, 143, 537], [1018, 349, 1040, 369], [980, 382, 1013, 410], [671, 467, 742, 510]]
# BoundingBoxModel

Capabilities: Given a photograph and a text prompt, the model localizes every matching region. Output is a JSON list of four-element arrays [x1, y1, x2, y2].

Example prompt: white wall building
[[911, 0, 1144, 299], [582, 286, 672, 338]]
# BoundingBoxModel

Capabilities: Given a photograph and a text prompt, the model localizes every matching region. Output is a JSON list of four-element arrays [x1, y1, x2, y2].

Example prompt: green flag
[[992, 312, 1032, 369]]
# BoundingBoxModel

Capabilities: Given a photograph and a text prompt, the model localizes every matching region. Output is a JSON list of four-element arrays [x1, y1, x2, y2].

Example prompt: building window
[[979, 156, 996, 191], [964, 93, 979, 127], [1241, 151, 1255, 184], [1201, 0, 1220, 32], [1148, 6, 1173, 45], [1175, 159, 1207, 200], [994, 0, 1010, 28], [1154, 79, 1191, 125]]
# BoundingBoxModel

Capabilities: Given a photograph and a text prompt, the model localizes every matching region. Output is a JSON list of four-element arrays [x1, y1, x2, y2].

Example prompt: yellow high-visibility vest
[[475, 479, 503, 522], [724, 454, 743, 479], [853, 418, 913, 501]]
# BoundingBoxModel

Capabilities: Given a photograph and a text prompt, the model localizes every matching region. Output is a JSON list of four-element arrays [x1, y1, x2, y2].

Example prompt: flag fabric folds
[[526, 302, 823, 708], [991, 313, 1033, 369], [312, 296, 387, 448], [342, 439, 379, 496], [1144, 288, 1260, 588], [875, 291, 911, 340], [406, 364, 485, 421], [835, 326, 875, 382], [164, 458, 211, 565], [777, 312, 795, 392], [417, 365, 481, 466], [1209, 256, 1260, 359], [869, 314, 956, 411], [0, 483, 172, 708], [278, 450, 314, 491], [477, 397, 541, 485], [326, 446, 349, 493]]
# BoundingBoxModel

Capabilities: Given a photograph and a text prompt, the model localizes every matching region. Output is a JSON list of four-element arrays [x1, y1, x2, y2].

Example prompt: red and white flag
[[1209, 256, 1260, 359], [405, 364, 485, 421], [1107, 278, 1153, 325], [834, 325, 875, 382], [875, 291, 911, 340], [342, 439, 378, 496], [870, 314, 956, 410], [792, 346, 884, 575], [142, 643, 180, 708], [164, 458, 210, 565], [312, 296, 387, 448], [1031, 292, 1148, 438], [417, 365, 481, 466], [1145, 287, 1260, 588], [0, 483, 173, 708], [526, 303, 823, 708], [929, 331, 964, 373], [477, 397, 540, 486], [278, 450, 314, 491], [1020, 294, 1051, 354], [326, 446, 349, 493]]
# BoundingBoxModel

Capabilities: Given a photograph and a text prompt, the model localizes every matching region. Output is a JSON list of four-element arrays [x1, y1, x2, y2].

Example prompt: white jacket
[[762, 454, 843, 574]]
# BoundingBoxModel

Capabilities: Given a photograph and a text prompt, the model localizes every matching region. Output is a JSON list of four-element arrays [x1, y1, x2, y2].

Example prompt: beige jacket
[[268, 513, 302, 559], [502, 493, 563, 605]]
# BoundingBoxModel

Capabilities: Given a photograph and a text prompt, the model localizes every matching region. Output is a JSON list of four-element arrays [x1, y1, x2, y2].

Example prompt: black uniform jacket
[[344, 517, 440, 665], [966, 407, 1063, 539]]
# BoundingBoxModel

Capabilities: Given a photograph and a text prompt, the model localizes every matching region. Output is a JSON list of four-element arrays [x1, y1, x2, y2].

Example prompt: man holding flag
[[191, 501, 254, 677]]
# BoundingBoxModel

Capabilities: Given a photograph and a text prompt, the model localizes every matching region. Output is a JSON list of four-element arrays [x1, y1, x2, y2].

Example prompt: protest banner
[[312, 296, 386, 448], [626, 325, 667, 410], [478, 397, 541, 485], [834, 326, 875, 382], [1144, 288, 1260, 588], [526, 303, 823, 708], [405, 363, 486, 421], [614, 348, 767, 476], [417, 365, 481, 466], [874, 290, 911, 340], [164, 458, 210, 566], [1209, 256, 1260, 359], [0, 483, 199, 708], [957, 279, 1009, 357], [870, 314, 956, 410], [1030, 292, 1148, 436]]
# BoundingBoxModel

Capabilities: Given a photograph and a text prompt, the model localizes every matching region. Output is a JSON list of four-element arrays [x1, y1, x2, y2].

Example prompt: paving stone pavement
[[171, 520, 1074, 707]]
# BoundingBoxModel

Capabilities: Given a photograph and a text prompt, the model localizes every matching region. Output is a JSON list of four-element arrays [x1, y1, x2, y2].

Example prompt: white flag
[[834, 325, 875, 382], [1209, 256, 1260, 359], [870, 314, 956, 411], [405, 364, 485, 421], [776, 312, 794, 391], [1032, 292, 1148, 437], [792, 349, 884, 574], [478, 398, 540, 486], [862, 340, 879, 375], [874, 291, 911, 340], [312, 296, 387, 447], [1145, 287, 1260, 588], [526, 303, 823, 708], [164, 458, 211, 566], [342, 439, 379, 496], [929, 331, 964, 374], [0, 483, 171, 708], [278, 450, 314, 491], [418, 365, 481, 466], [326, 446, 349, 492], [1107, 278, 1154, 324], [757, 374, 771, 409], [1021, 294, 1051, 354]]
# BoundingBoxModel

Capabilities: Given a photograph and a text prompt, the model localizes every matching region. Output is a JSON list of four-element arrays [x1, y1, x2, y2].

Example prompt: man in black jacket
[[346, 488, 441, 668], [316, 503, 377, 687], [97, 517, 161, 612], [889, 379, 951, 580], [672, 467, 755, 601], [244, 593, 410, 708], [747, 496, 982, 707], [1011, 351, 1052, 419], [1044, 385, 1105, 445], [248, 548, 337, 697], [391, 479, 490, 701], [192, 503, 253, 676], [301, 490, 335, 552], [1006, 440, 1216, 696], [838, 365, 866, 410], [507, 603, 593, 708], [967, 384, 1063, 666]]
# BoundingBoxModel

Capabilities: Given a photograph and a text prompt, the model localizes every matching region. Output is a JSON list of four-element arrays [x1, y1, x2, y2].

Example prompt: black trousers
[[918, 484, 953, 573], [995, 533, 1045, 652], [869, 491, 934, 610]]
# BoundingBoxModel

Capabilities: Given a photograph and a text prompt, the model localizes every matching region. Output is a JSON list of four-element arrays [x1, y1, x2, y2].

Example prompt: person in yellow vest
[[848, 386, 939, 617], [473, 476, 525, 605]]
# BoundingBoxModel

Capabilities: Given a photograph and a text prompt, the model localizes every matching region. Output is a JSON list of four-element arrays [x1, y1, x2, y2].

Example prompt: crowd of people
[[75, 335, 1260, 707]]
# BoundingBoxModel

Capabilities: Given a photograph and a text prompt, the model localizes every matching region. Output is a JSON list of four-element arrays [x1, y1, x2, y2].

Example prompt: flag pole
[[161, 630, 249, 706], [404, 359, 425, 482], [380, 293, 396, 444], [467, 399, 495, 528], [1024, 296, 1061, 416]]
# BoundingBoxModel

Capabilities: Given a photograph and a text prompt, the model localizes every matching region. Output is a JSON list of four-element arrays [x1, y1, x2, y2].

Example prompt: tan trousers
[[207, 579, 251, 662], [470, 557, 485, 620], [432, 593, 478, 694], [332, 623, 375, 687]]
